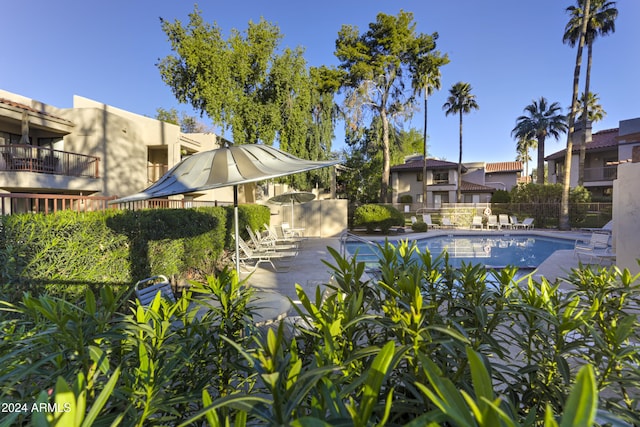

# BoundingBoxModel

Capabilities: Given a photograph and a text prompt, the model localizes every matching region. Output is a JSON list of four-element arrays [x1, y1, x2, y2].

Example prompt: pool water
[[345, 234, 574, 270]]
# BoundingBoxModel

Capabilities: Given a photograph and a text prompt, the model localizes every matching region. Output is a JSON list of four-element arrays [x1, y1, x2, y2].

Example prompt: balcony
[[584, 165, 617, 182], [0, 144, 100, 178]]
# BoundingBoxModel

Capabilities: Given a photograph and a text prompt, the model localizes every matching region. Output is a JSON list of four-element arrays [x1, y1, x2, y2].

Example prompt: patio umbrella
[[268, 191, 315, 230], [112, 143, 339, 275]]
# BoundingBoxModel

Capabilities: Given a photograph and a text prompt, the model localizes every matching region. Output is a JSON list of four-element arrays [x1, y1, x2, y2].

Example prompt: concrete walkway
[[240, 237, 342, 314]]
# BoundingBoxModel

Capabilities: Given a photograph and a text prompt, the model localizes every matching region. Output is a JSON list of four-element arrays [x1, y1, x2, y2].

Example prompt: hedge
[[353, 204, 404, 233], [0, 205, 270, 302]]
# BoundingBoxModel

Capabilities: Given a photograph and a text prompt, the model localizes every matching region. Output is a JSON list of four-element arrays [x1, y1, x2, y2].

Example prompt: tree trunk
[[561, 0, 590, 231], [457, 111, 463, 203], [537, 135, 546, 184], [422, 87, 428, 208], [578, 42, 593, 187], [380, 108, 391, 203]]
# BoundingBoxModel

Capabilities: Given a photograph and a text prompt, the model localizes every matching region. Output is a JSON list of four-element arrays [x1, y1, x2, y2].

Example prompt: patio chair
[[574, 232, 615, 265], [281, 222, 305, 238], [512, 217, 534, 230], [486, 215, 500, 230], [246, 226, 297, 251], [134, 275, 176, 306], [410, 216, 418, 225], [264, 223, 304, 245], [235, 235, 297, 272], [422, 214, 440, 229], [471, 216, 483, 229], [498, 214, 511, 229], [441, 218, 455, 229], [510, 216, 521, 228]]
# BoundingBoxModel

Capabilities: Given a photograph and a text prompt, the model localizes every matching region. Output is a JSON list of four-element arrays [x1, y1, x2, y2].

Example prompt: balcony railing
[[0, 144, 100, 178], [584, 165, 617, 182]]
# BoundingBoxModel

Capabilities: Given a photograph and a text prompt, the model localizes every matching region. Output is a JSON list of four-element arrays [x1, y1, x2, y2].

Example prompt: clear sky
[[3, 0, 639, 165]]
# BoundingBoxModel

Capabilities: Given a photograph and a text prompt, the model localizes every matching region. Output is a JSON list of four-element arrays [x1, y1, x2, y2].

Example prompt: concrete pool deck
[[243, 229, 615, 316]]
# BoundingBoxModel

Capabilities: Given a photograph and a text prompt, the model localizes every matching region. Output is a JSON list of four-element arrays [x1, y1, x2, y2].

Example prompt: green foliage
[[411, 221, 428, 232], [0, 207, 268, 303], [1, 242, 639, 425], [491, 189, 511, 203], [509, 183, 593, 227], [158, 7, 336, 190], [399, 194, 413, 204], [353, 204, 405, 233], [336, 10, 447, 202]]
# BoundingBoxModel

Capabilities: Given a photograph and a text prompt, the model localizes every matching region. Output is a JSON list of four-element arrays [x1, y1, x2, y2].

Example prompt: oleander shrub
[[1, 241, 638, 426], [353, 204, 404, 233]]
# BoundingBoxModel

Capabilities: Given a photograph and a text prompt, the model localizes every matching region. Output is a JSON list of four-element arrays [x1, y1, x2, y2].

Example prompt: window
[[433, 171, 448, 184], [415, 194, 423, 204], [416, 172, 423, 182]]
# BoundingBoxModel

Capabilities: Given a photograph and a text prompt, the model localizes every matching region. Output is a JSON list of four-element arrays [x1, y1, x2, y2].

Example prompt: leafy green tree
[[155, 107, 211, 133], [443, 82, 479, 203], [335, 10, 446, 203], [158, 7, 335, 175], [512, 97, 567, 185], [564, 0, 617, 186]]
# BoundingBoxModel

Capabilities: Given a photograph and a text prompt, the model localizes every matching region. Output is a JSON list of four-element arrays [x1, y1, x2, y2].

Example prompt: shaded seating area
[[471, 216, 483, 229]]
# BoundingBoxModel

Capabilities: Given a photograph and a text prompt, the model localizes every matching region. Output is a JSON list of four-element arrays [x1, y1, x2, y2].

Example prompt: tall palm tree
[[576, 91, 606, 123], [443, 82, 479, 203], [512, 97, 567, 185], [564, 0, 617, 185], [412, 52, 448, 207], [516, 136, 537, 182], [560, 0, 592, 231]]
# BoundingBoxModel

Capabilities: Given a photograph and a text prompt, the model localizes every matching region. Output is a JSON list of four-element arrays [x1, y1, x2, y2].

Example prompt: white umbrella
[[112, 144, 339, 275], [268, 191, 316, 230]]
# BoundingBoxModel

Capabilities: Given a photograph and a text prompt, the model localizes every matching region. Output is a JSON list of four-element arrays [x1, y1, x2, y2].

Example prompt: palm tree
[[443, 82, 479, 203], [576, 91, 606, 123], [512, 97, 567, 185], [560, 0, 592, 231], [564, 0, 617, 186], [516, 136, 537, 182], [412, 54, 447, 207]]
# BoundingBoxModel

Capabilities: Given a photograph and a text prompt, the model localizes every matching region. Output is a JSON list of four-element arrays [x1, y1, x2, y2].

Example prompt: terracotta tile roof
[[0, 97, 73, 124], [391, 158, 467, 172], [460, 180, 496, 192], [485, 161, 522, 173], [545, 128, 619, 160]]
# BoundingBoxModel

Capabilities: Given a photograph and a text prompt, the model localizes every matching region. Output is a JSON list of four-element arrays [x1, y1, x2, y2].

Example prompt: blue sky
[[3, 0, 639, 165]]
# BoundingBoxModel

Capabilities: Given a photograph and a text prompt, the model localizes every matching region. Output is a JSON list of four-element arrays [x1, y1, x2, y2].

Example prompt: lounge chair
[[486, 215, 500, 230], [134, 275, 176, 306], [264, 223, 304, 245], [235, 235, 297, 272], [471, 216, 483, 229], [498, 214, 511, 229], [281, 222, 305, 238], [441, 218, 455, 228], [574, 232, 615, 264], [512, 217, 534, 230], [246, 226, 298, 251], [510, 216, 521, 228], [422, 214, 439, 229]]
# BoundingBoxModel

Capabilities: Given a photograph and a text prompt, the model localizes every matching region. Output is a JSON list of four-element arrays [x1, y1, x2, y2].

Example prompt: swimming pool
[[344, 234, 575, 270]]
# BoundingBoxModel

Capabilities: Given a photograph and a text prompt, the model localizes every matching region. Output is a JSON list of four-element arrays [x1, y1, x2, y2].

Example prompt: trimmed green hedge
[[0, 205, 270, 302], [353, 204, 404, 233]]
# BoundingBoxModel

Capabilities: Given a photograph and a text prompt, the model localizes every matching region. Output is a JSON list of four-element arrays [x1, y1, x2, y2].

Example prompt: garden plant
[[0, 240, 638, 426]]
